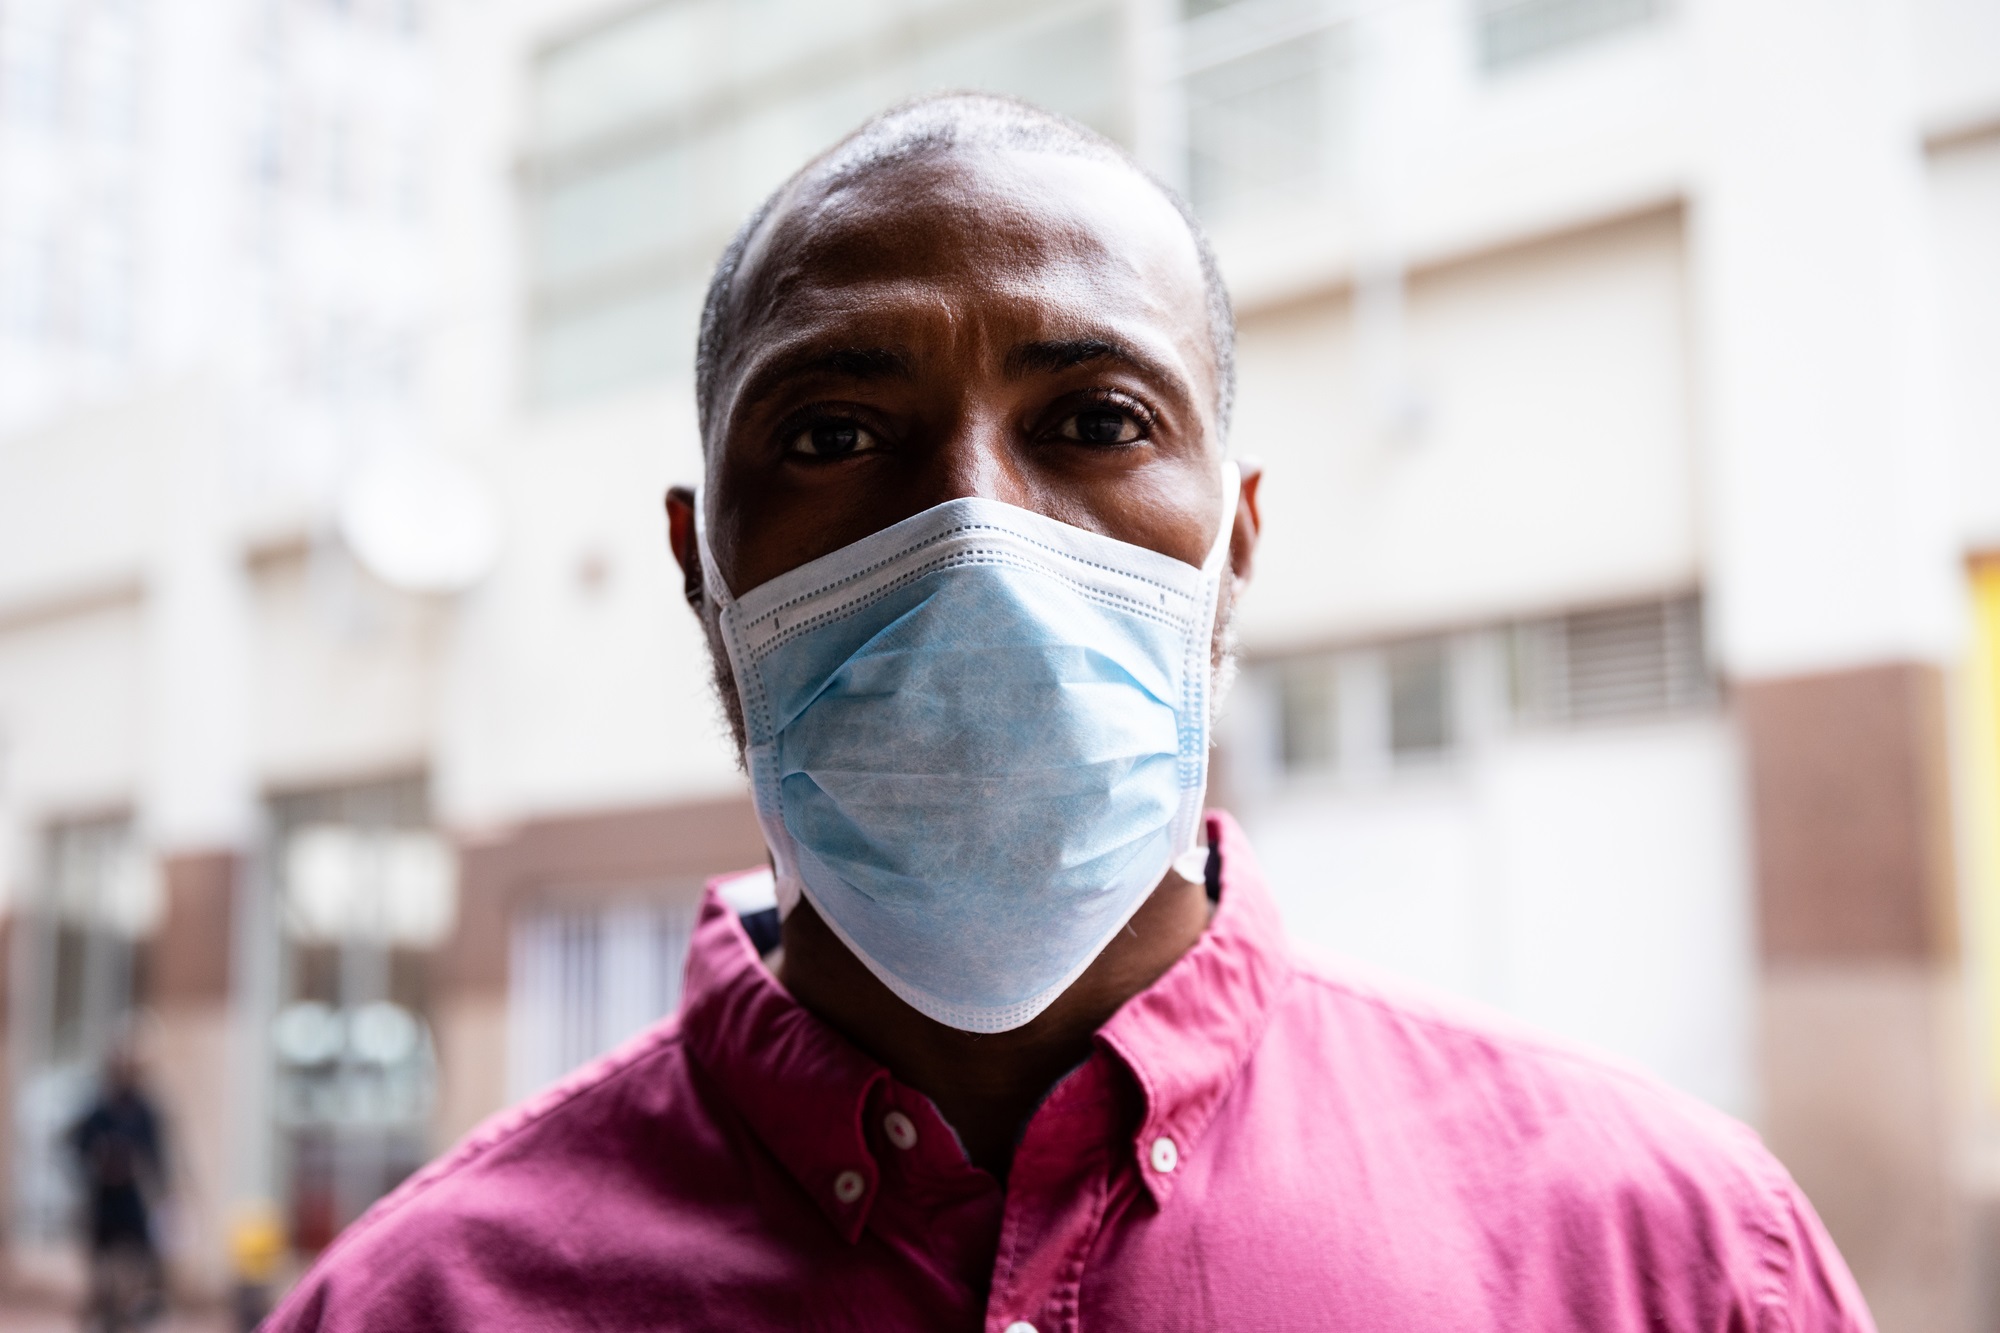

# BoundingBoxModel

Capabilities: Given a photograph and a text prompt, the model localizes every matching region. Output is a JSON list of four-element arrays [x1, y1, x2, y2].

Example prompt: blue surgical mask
[[697, 465, 1238, 1033]]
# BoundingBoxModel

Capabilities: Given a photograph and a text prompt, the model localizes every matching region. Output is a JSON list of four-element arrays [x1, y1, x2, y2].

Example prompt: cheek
[[1209, 577, 1240, 668], [699, 610, 751, 759], [1208, 585, 1242, 729]]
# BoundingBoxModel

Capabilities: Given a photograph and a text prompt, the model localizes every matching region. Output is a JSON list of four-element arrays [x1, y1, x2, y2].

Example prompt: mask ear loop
[[1170, 459, 1242, 882], [693, 489, 805, 915], [1204, 460, 1243, 573], [690, 485, 734, 613]]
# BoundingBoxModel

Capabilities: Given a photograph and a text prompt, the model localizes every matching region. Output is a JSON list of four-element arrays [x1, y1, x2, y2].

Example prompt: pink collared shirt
[[270, 813, 1871, 1332]]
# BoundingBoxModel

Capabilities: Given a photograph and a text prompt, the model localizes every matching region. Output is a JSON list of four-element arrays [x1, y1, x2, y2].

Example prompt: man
[[270, 95, 1871, 1331]]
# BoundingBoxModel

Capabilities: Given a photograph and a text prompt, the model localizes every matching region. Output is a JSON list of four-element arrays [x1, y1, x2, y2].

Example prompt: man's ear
[[1229, 461, 1264, 587], [665, 486, 705, 613]]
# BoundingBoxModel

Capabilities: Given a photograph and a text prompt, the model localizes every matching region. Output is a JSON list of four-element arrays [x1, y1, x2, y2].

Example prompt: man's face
[[669, 146, 1261, 734]]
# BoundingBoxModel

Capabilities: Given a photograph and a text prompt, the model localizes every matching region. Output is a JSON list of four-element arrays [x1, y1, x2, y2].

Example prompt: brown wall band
[[442, 793, 766, 995], [153, 851, 238, 1005], [1740, 662, 1958, 963]]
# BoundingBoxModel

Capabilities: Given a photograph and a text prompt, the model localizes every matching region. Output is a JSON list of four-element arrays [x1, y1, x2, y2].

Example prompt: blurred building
[[0, 0, 1995, 1328], [0, 0, 453, 1295]]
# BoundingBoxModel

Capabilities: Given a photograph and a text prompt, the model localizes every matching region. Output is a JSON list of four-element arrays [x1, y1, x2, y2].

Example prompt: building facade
[[0, 0, 1997, 1326]]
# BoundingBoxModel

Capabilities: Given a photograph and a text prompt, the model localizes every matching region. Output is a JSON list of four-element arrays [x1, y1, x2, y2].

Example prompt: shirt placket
[[982, 1056, 1128, 1333], [860, 1080, 1007, 1318]]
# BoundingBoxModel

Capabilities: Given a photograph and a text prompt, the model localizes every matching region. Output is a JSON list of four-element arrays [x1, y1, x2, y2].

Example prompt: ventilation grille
[[1512, 595, 1712, 726]]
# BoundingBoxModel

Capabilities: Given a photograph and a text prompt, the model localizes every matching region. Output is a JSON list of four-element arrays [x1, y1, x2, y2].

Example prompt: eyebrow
[[1007, 337, 1136, 377], [735, 345, 912, 408], [733, 335, 1186, 418]]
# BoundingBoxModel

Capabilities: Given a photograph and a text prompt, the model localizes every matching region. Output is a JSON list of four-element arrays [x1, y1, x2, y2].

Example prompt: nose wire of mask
[[694, 463, 1240, 1034]]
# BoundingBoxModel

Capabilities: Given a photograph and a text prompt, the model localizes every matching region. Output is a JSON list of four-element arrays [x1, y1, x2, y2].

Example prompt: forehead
[[720, 146, 1214, 379]]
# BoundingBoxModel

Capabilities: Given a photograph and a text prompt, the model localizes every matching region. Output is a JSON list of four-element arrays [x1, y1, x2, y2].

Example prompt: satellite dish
[[338, 449, 502, 594]]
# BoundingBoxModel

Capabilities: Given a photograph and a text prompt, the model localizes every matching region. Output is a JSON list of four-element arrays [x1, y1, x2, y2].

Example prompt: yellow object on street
[[228, 1203, 285, 1284]]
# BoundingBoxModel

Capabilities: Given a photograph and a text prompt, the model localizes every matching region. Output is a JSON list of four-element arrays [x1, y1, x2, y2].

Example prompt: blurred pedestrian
[[68, 1045, 166, 1333]]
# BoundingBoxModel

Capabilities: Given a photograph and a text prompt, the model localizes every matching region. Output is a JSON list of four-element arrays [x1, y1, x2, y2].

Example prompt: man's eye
[[1058, 409, 1143, 445], [788, 420, 881, 458]]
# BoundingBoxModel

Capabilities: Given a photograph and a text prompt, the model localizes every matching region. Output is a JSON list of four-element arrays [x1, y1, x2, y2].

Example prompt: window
[[507, 900, 699, 1099], [1474, 0, 1661, 72], [0, 12, 63, 131], [1185, 29, 1345, 222], [1269, 634, 1457, 778], [1251, 594, 1713, 788], [11, 816, 157, 1244], [75, 13, 140, 145], [1277, 656, 1339, 771], [75, 238, 132, 357], [269, 778, 448, 1252], [1386, 637, 1452, 758], [0, 230, 54, 340]]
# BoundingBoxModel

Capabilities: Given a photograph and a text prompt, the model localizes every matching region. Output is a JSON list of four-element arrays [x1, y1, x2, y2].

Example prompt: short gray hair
[[693, 92, 1235, 448]]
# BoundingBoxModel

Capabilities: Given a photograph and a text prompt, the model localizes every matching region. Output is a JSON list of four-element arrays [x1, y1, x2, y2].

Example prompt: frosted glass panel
[[507, 900, 700, 1100], [915, 7, 1125, 139], [524, 0, 1127, 408], [529, 278, 701, 406], [1475, 0, 1660, 71], [533, 4, 713, 153], [1187, 30, 1344, 221], [532, 144, 696, 285], [534, 0, 980, 154]]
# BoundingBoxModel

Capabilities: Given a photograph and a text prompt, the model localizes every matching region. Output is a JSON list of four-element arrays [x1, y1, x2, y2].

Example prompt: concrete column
[[1687, 1, 1969, 1328], [140, 386, 259, 1297], [152, 852, 239, 1295]]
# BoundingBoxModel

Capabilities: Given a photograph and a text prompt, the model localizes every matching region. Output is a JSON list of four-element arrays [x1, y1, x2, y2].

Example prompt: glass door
[[267, 778, 452, 1252]]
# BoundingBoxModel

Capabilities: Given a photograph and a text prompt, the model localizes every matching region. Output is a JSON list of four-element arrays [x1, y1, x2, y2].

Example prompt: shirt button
[[1149, 1135, 1179, 1174], [832, 1169, 866, 1204], [883, 1110, 918, 1150], [1003, 1323, 1038, 1333]]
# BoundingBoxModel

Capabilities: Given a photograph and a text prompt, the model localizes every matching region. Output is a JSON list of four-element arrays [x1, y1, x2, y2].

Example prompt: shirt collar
[[678, 810, 1294, 1230], [1095, 811, 1295, 1208], [679, 878, 888, 1243]]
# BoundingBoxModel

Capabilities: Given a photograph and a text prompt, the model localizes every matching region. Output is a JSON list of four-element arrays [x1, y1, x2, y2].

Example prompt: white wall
[[1688, 0, 1963, 681], [1482, 720, 1754, 1117], [251, 550, 445, 788], [0, 385, 222, 902], [1207, 4, 1695, 315], [1242, 716, 1756, 1118], [0, 391, 170, 609], [1235, 208, 1698, 650], [1913, 0, 2000, 134], [435, 387, 744, 828], [0, 601, 147, 829], [1929, 133, 2000, 553]]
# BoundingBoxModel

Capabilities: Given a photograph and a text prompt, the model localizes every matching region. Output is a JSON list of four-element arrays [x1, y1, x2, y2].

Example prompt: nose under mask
[[697, 464, 1238, 1033]]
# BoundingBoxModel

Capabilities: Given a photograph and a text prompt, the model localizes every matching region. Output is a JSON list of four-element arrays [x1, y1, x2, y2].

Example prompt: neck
[[774, 868, 1212, 1179]]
